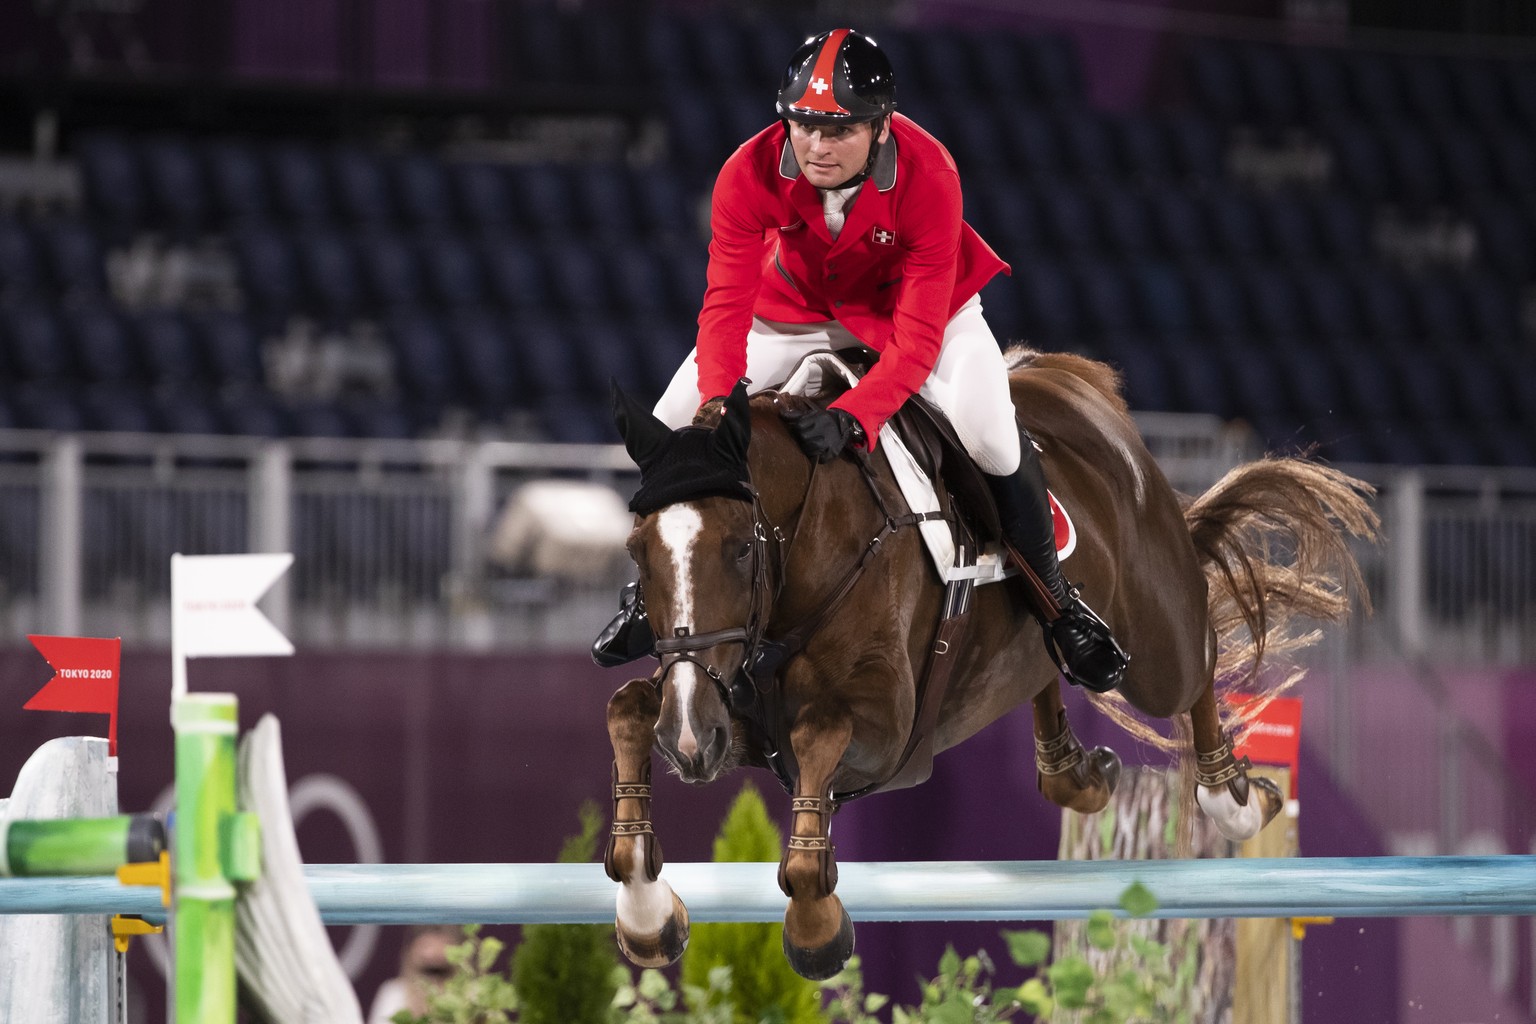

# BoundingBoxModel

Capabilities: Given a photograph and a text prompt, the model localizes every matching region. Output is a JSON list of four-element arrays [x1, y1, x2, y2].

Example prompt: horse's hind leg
[[605, 678, 689, 967], [1031, 683, 1121, 814], [778, 707, 855, 981], [1189, 684, 1284, 841]]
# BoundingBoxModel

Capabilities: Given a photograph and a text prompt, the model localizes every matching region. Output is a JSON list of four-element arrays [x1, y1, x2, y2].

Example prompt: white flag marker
[[171, 553, 295, 699]]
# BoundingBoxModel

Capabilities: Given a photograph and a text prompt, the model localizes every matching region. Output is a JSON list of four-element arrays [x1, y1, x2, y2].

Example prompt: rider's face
[[788, 120, 887, 188]]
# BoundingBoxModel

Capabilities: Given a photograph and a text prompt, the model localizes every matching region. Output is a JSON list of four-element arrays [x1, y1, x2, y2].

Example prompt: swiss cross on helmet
[[776, 28, 896, 125]]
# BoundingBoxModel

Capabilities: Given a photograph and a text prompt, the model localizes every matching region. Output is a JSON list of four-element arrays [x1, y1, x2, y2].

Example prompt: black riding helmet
[[776, 28, 897, 126]]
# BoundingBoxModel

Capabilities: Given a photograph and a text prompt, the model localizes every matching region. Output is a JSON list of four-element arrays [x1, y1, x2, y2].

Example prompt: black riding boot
[[985, 430, 1129, 693], [591, 580, 656, 668]]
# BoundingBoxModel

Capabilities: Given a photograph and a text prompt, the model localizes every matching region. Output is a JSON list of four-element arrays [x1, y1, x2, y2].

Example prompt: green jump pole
[[0, 814, 164, 877], [172, 693, 239, 1024]]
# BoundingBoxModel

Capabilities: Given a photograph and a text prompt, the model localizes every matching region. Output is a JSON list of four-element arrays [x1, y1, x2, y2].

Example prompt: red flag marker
[[25, 635, 122, 756]]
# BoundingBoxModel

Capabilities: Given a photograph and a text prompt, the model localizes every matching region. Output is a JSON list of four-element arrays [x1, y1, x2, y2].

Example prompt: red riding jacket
[[694, 113, 1011, 442]]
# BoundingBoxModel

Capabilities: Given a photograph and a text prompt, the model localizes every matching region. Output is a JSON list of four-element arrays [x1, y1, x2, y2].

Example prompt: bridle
[[648, 486, 783, 715]]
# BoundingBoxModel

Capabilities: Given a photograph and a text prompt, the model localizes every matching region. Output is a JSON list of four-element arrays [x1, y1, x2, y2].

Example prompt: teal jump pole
[[4, 856, 1533, 924]]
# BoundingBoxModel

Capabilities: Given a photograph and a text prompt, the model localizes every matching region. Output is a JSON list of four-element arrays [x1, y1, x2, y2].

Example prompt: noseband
[[649, 488, 782, 714]]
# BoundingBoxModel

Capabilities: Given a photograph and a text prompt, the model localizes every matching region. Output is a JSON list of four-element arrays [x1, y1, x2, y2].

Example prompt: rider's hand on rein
[[785, 406, 865, 463]]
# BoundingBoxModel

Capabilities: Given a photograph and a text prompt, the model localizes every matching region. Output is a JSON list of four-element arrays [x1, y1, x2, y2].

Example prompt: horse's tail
[[1183, 456, 1379, 715]]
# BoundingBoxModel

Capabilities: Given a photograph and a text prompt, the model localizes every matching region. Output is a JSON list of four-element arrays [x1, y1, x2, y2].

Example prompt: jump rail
[[3, 856, 1532, 924]]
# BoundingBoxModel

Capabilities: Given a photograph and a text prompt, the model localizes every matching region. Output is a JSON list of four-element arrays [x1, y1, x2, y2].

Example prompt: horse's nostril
[[705, 726, 729, 764]]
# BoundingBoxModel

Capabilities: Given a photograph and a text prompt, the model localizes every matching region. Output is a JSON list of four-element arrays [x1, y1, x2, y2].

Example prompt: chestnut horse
[[602, 349, 1376, 980]]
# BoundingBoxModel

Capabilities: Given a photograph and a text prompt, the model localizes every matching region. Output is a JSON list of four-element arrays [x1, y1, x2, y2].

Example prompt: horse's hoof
[[615, 891, 690, 968], [1089, 746, 1122, 796], [783, 898, 855, 981], [1250, 775, 1285, 828]]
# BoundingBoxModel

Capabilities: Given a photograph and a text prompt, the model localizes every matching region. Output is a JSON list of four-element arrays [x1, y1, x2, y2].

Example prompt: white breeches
[[653, 294, 1022, 475]]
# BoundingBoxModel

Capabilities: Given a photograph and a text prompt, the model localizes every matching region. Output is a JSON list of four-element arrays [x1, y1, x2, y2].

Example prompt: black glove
[[787, 407, 863, 463]]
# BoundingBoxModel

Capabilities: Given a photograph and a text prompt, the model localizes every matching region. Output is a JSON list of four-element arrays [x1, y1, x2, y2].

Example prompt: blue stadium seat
[[1398, 56, 1457, 123], [1439, 127, 1495, 196], [1129, 263, 1193, 339], [393, 153, 457, 231], [12, 381, 89, 431], [1312, 193, 1371, 264], [1351, 267, 1415, 342], [1241, 267, 1304, 341], [945, 108, 1005, 173], [1394, 356, 1457, 422], [1345, 52, 1406, 121], [356, 231, 427, 310], [1409, 275, 1468, 343], [1241, 45, 1302, 124], [1506, 63, 1536, 134], [1024, 34, 1084, 104], [345, 399, 416, 440], [420, 235, 488, 309], [65, 304, 142, 383], [75, 132, 146, 241], [1470, 197, 1533, 281], [1017, 261, 1081, 344], [1165, 339, 1232, 417], [906, 28, 981, 102], [288, 402, 355, 438], [1203, 189, 1266, 260], [1148, 190, 1211, 260], [232, 228, 302, 316], [1274, 344, 1344, 420], [661, 245, 708, 319], [1185, 44, 1246, 121], [1056, 112, 1118, 179], [447, 311, 518, 413], [509, 164, 577, 235], [479, 236, 547, 312], [631, 322, 693, 399], [452, 163, 517, 234], [572, 318, 650, 398], [154, 388, 226, 435], [385, 310, 462, 407], [1444, 354, 1512, 425], [1185, 263, 1252, 340], [971, 178, 1041, 256], [1487, 132, 1536, 197], [1101, 339, 1173, 411], [1257, 193, 1321, 263], [606, 240, 674, 320], [1220, 345, 1293, 419], [629, 165, 699, 241], [83, 383, 159, 433], [1110, 115, 1174, 181], [1292, 47, 1351, 121], [1094, 186, 1155, 257], [141, 135, 210, 238], [1460, 273, 1520, 346], [1449, 60, 1512, 129], [294, 230, 364, 321], [1379, 123, 1445, 207], [204, 138, 272, 227], [330, 147, 396, 229], [268, 144, 334, 226], [978, 275, 1025, 344], [3, 301, 74, 380], [571, 164, 640, 238], [1034, 183, 1102, 256], [545, 241, 610, 314], [0, 217, 43, 299], [1074, 261, 1136, 336], [1163, 113, 1225, 182], [135, 310, 208, 386], [1331, 348, 1401, 419], [1294, 267, 1364, 341], [998, 108, 1065, 179], [1323, 120, 1390, 202], [217, 387, 289, 437], [972, 32, 1035, 100], [34, 219, 108, 297], [195, 311, 265, 387], [511, 317, 584, 400]]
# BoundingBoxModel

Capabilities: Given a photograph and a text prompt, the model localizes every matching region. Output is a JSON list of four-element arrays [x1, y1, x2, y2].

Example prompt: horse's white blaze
[[1197, 784, 1265, 841], [615, 838, 676, 932], [656, 505, 704, 758]]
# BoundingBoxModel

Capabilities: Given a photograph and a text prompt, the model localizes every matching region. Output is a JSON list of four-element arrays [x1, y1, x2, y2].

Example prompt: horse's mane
[[1003, 346, 1131, 419]]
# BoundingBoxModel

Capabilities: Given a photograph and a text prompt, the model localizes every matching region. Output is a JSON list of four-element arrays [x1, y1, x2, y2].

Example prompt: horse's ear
[[611, 379, 672, 469], [711, 378, 752, 465]]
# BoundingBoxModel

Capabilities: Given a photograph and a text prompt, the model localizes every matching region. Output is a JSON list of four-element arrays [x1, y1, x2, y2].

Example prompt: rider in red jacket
[[601, 28, 1126, 694]]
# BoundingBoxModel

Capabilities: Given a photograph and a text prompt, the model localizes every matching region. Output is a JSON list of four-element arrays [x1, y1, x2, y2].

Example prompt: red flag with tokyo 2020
[[24, 635, 122, 756]]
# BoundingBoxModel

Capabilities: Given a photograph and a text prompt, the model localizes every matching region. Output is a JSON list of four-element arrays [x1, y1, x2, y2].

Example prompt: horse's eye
[[736, 541, 753, 563]]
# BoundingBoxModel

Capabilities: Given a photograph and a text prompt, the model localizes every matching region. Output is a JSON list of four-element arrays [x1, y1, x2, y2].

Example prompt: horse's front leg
[[777, 706, 855, 981], [1031, 681, 1121, 814], [605, 678, 689, 967], [1189, 684, 1284, 840]]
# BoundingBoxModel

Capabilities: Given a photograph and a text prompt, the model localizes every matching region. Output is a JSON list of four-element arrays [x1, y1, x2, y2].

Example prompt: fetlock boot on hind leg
[[985, 431, 1129, 693]]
